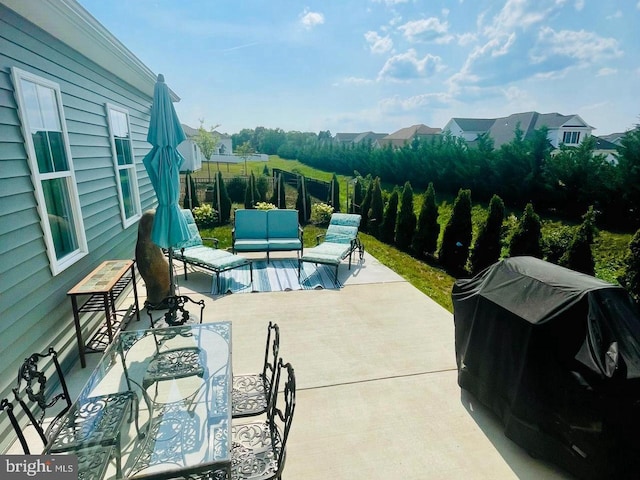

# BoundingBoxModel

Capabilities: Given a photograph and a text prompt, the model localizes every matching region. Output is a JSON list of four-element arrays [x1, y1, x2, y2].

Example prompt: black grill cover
[[452, 257, 640, 479]]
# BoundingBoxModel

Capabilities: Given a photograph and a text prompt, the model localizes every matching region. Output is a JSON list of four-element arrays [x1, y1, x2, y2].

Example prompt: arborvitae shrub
[[244, 172, 260, 208], [396, 181, 417, 251], [182, 173, 200, 209], [470, 194, 504, 274], [212, 171, 231, 223], [360, 178, 373, 231], [369, 177, 384, 238], [620, 228, 640, 304], [296, 176, 311, 223], [438, 189, 472, 273], [509, 202, 542, 258], [269, 173, 286, 208], [256, 175, 269, 202], [327, 173, 340, 212], [226, 176, 246, 203], [380, 189, 399, 244], [352, 177, 363, 214], [413, 182, 439, 257], [560, 206, 597, 275]]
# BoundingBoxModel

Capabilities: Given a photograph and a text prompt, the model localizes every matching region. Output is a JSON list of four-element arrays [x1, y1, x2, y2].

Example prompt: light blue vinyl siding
[[0, 5, 158, 452]]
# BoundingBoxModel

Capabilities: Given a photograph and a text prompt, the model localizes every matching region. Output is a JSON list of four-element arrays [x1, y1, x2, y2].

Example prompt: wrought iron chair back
[[1, 397, 32, 454], [262, 321, 280, 394], [10, 347, 139, 478], [269, 359, 296, 473], [232, 321, 280, 418], [230, 359, 296, 480], [145, 295, 205, 328], [12, 347, 72, 448]]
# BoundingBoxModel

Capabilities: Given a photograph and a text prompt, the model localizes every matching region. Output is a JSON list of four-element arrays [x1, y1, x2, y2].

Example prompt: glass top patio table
[[46, 322, 232, 480]]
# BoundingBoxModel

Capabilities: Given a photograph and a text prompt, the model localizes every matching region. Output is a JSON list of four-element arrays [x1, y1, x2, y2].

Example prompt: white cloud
[[597, 67, 617, 76], [379, 92, 452, 113], [300, 9, 324, 29], [574, 0, 585, 11], [338, 77, 375, 86], [457, 32, 477, 46], [364, 31, 393, 54], [378, 49, 444, 81], [534, 27, 622, 63], [370, 0, 409, 5], [398, 17, 449, 42], [606, 10, 622, 19]]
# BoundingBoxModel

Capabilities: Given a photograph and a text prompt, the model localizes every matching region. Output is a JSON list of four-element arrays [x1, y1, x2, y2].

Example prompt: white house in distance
[[443, 112, 594, 149]]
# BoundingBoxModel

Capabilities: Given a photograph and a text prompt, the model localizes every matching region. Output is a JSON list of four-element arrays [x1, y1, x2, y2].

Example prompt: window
[[106, 104, 141, 227], [12, 68, 87, 275], [562, 131, 581, 144]]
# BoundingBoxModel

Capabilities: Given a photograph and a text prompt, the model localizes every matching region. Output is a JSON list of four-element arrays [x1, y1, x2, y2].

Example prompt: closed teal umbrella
[[143, 74, 191, 296]]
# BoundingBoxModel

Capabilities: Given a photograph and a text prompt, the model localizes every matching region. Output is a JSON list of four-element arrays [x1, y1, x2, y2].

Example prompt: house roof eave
[[0, 0, 178, 101]]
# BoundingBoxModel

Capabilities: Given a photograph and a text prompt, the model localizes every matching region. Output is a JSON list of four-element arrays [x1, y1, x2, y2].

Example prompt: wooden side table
[[67, 259, 140, 367]]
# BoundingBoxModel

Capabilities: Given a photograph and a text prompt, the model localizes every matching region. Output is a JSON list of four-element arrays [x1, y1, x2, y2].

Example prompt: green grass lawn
[[193, 156, 633, 313]]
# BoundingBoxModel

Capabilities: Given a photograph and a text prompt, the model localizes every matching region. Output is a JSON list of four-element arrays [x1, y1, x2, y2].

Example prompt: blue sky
[[79, 0, 639, 137]]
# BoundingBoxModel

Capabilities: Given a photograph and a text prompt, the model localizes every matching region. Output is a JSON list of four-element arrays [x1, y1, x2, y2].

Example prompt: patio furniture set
[[174, 209, 365, 290], [2, 297, 296, 480]]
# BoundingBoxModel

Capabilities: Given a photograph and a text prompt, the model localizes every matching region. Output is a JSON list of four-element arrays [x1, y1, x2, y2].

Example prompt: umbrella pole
[[167, 246, 178, 323]]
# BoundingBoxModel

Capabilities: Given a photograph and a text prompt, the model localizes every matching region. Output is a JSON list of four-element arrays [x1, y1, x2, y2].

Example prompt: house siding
[[0, 4, 157, 451]]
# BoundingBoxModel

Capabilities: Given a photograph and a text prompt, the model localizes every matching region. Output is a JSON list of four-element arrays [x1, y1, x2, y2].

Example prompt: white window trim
[[105, 103, 142, 228], [12, 67, 88, 275]]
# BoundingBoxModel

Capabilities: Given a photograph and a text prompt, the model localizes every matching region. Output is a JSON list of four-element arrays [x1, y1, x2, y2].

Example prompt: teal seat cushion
[[234, 239, 270, 251], [330, 213, 361, 228], [178, 246, 248, 270], [302, 242, 351, 264], [176, 209, 203, 249], [267, 209, 300, 239], [235, 210, 268, 239], [268, 239, 302, 251]]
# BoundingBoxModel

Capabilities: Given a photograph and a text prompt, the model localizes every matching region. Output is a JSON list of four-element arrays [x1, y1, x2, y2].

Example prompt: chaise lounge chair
[[298, 213, 364, 285], [173, 209, 252, 293]]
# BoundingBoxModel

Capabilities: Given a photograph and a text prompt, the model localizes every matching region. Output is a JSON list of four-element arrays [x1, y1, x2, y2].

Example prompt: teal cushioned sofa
[[232, 209, 303, 262]]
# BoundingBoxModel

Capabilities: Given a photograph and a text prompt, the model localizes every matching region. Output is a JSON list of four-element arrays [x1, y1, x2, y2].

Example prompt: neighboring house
[[600, 132, 627, 146], [443, 112, 594, 149], [333, 131, 388, 148], [180, 124, 234, 168], [179, 124, 204, 172], [592, 136, 619, 163], [379, 124, 442, 148], [442, 118, 496, 142], [334, 132, 360, 145], [0, 0, 169, 451]]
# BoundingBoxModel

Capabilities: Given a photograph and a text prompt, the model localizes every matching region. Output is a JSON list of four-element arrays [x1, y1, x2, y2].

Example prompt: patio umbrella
[[143, 74, 191, 297]]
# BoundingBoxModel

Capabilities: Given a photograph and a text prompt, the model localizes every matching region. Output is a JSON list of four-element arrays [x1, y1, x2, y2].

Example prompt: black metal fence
[[180, 169, 331, 206], [271, 168, 330, 201]]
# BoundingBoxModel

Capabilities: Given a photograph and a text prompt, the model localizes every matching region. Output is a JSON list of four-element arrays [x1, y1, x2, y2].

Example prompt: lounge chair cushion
[[176, 210, 203, 249], [177, 245, 249, 271]]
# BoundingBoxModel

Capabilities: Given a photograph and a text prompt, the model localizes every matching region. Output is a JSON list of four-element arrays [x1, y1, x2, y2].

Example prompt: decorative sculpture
[[135, 210, 170, 304]]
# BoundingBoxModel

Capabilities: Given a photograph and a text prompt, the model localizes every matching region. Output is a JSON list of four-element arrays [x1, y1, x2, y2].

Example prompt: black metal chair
[[144, 294, 205, 328], [10, 347, 138, 478], [231, 360, 296, 480], [1, 398, 114, 480], [231, 322, 280, 418]]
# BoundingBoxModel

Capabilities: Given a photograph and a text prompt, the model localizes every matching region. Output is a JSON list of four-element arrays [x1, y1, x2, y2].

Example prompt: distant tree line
[[232, 124, 640, 231]]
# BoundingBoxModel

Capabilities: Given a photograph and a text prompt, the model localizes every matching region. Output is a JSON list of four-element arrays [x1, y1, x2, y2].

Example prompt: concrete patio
[[66, 251, 572, 479]]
